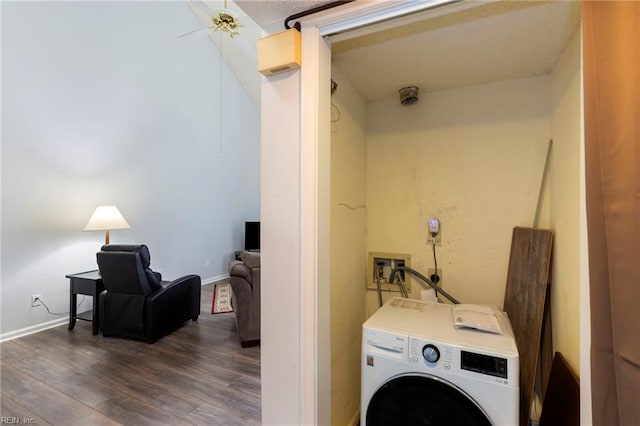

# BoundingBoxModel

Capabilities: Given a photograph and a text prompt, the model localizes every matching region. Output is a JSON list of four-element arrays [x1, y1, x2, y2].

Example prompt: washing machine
[[361, 297, 519, 426]]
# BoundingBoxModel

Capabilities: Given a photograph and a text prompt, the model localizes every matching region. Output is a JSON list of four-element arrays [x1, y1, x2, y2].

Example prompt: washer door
[[366, 375, 492, 426]]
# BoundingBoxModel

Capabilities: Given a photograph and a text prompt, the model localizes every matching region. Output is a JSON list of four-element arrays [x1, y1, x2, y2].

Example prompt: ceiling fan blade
[[177, 26, 212, 41]]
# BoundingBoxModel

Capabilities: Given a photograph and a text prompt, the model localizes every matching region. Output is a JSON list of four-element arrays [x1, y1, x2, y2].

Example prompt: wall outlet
[[427, 268, 443, 285], [429, 227, 442, 243], [204, 259, 211, 268], [31, 294, 42, 307]]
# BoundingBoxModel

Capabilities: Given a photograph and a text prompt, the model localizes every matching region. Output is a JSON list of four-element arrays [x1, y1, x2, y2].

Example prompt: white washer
[[361, 298, 519, 426]]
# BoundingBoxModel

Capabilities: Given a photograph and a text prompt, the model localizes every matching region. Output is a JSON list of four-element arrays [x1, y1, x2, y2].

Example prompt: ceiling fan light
[[210, 10, 242, 38]]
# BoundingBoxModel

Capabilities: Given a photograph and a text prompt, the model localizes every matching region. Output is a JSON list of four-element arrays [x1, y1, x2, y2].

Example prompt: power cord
[[431, 236, 439, 299], [330, 78, 341, 124], [331, 101, 342, 123], [37, 295, 86, 316]]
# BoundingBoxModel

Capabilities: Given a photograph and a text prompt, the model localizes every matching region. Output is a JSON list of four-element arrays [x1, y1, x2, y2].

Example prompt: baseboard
[[1, 273, 231, 343], [202, 273, 229, 285], [0, 317, 69, 343]]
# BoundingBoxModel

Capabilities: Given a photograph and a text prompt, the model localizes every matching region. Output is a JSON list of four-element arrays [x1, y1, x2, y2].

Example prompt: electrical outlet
[[427, 268, 443, 285], [429, 228, 442, 243], [31, 294, 42, 307]]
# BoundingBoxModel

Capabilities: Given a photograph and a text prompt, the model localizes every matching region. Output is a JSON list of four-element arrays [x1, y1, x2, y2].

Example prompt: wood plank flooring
[[0, 283, 261, 425]]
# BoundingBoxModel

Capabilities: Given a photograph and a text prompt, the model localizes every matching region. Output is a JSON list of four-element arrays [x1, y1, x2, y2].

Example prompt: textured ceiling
[[332, 1, 582, 101], [234, 0, 582, 102], [235, 0, 334, 32]]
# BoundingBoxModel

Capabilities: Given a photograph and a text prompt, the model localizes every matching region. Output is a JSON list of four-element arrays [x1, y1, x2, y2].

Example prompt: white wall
[[0, 1, 260, 338], [366, 76, 551, 309], [330, 70, 367, 426], [549, 29, 582, 373]]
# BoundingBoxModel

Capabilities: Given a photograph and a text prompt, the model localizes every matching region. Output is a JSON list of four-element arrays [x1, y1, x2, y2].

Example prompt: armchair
[[96, 244, 201, 343], [228, 251, 260, 347]]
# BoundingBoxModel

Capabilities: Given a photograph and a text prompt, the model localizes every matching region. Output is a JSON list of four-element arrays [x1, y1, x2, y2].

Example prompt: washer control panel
[[461, 350, 508, 379], [409, 338, 453, 371], [409, 336, 513, 385], [422, 344, 440, 363]]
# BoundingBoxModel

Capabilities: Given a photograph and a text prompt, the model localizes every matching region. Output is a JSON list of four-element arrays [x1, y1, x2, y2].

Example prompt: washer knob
[[422, 344, 440, 363]]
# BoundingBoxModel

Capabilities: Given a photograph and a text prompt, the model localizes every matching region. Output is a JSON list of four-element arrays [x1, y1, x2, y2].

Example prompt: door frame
[[260, 2, 529, 424]]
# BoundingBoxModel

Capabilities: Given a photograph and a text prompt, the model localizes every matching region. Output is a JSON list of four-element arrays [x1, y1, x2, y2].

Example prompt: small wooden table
[[66, 270, 105, 335]]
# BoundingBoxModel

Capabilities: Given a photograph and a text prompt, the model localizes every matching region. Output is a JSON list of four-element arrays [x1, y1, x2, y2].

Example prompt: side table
[[66, 270, 105, 335]]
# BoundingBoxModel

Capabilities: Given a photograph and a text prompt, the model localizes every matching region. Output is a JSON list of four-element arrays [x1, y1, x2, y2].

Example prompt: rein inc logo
[[1, 418, 35, 424]]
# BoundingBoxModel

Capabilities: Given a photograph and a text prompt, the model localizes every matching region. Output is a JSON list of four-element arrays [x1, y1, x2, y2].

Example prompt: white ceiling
[[235, 0, 582, 102]]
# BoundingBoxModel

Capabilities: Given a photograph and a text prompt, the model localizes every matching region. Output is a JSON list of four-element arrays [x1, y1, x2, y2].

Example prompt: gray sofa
[[228, 251, 260, 347]]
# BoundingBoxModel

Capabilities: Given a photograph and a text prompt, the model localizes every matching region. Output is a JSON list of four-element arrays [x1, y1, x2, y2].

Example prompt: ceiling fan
[[178, 0, 260, 156], [179, 0, 244, 40], [178, 0, 257, 61]]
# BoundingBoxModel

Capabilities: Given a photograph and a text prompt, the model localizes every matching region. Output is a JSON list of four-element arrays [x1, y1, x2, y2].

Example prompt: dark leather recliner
[[228, 251, 260, 347], [97, 244, 201, 343]]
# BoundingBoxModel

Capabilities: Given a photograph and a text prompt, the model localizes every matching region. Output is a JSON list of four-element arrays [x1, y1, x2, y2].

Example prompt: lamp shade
[[83, 206, 130, 231]]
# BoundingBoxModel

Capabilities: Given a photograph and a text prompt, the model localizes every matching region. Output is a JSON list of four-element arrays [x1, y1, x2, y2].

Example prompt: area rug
[[211, 282, 233, 314]]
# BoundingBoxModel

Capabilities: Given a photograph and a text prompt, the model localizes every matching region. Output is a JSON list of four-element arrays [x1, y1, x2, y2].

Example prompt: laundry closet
[[327, 2, 582, 425]]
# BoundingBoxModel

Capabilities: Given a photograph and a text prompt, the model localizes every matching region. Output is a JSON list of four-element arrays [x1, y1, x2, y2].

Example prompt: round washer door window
[[366, 375, 491, 426]]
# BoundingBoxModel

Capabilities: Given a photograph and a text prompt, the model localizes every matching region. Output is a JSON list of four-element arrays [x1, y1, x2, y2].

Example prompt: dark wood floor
[[0, 283, 261, 425]]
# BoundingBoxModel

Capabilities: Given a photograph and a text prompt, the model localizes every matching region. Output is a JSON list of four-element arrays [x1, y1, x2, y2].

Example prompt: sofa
[[228, 251, 260, 347]]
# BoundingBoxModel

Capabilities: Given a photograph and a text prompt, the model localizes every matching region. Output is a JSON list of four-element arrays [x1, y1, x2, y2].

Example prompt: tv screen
[[244, 221, 260, 251]]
